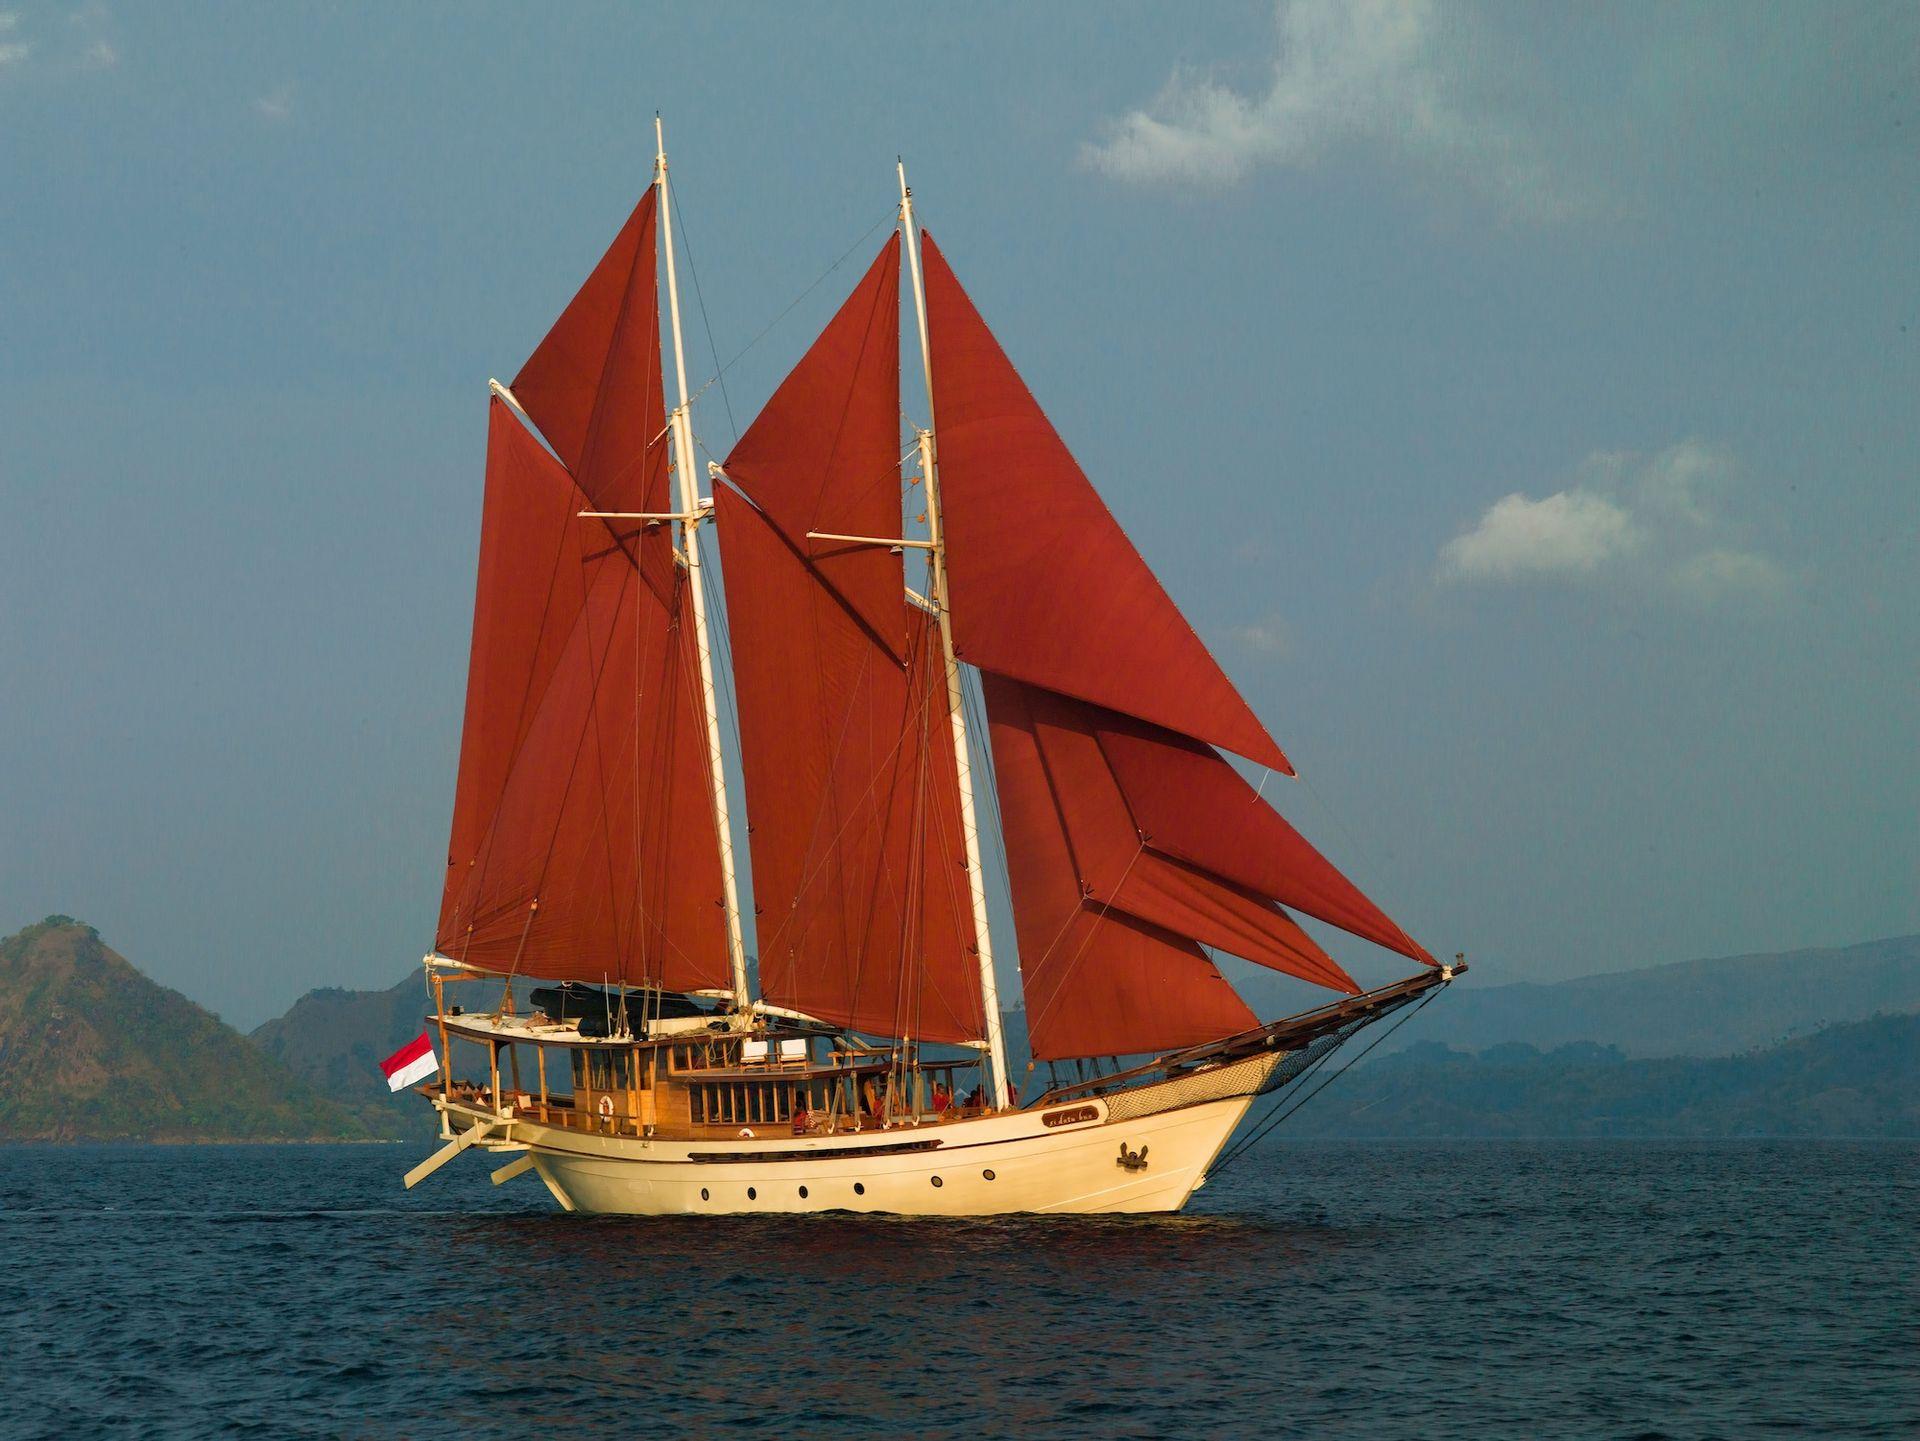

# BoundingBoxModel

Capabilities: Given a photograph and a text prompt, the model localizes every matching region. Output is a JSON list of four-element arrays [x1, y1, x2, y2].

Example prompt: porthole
[[931, 1175, 943, 1188], [854, 1182, 865, 1196], [700, 1187, 710, 1201], [798, 1185, 809, 1199], [747, 1186, 757, 1201], [983, 1169, 996, 1181]]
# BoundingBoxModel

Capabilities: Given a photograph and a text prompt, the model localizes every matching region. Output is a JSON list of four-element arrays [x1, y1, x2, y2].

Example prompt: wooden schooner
[[404, 121, 1462, 1215]]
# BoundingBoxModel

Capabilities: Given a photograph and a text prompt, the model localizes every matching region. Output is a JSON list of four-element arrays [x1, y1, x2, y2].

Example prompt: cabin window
[[689, 1079, 812, 1127], [586, 1049, 632, 1092]]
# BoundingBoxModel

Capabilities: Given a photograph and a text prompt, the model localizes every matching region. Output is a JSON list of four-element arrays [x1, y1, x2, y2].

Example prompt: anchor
[[1116, 1141, 1150, 1172]]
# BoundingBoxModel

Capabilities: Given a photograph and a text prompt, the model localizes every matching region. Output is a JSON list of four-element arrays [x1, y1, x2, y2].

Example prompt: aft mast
[[898, 161, 1011, 1109], [656, 116, 751, 1013]]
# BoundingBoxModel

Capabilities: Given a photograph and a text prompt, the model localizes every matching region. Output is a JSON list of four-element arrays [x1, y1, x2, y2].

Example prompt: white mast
[[898, 161, 1011, 1110], [656, 116, 751, 1013]]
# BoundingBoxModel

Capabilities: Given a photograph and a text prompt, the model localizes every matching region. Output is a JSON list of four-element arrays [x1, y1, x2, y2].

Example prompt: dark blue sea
[[1, 1141, 1912, 1439]]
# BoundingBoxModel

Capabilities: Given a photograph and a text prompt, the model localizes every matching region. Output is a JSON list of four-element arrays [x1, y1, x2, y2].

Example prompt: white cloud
[[1080, 0, 1576, 220], [1436, 439, 1790, 607], [0, 7, 121, 74], [254, 83, 293, 122], [1438, 490, 1639, 582], [1672, 548, 1788, 606], [0, 11, 27, 68], [1230, 613, 1294, 657], [1081, 3, 1920, 223]]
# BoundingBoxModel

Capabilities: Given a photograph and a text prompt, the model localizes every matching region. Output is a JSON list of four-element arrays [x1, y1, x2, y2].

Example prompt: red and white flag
[[380, 1032, 440, 1092]]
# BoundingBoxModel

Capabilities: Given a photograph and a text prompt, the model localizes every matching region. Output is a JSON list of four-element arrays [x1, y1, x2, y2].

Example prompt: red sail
[[723, 236, 905, 655], [922, 232, 1292, 775], [988, 675, 1357, 996], [715, 485, 984, 1043], [985, 677, 1258, 1060], [1093, 710, 1434, 965], [511, 189, 675, 596], [437, 400, 729, 991]]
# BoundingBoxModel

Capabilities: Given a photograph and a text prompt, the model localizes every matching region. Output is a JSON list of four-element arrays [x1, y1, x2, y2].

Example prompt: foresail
[[1094, 709, 1434, 965], [722, 236, 905, 656], [986, 675, 1358, 995], [984, 675, 1259, 1059], [714, 485, 984, 1044], [437, 400, 729, 991], [921, 232, 1292, 776]]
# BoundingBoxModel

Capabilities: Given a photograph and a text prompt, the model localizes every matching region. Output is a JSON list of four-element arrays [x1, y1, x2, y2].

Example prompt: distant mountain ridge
[[1275, 1013, 1920, 1138], [0, 918, 400, 1142], [1244, 934, 1920, 1060]]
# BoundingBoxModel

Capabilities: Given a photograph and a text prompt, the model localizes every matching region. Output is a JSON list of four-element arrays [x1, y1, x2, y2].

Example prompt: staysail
[[437, 191, 729, 991]]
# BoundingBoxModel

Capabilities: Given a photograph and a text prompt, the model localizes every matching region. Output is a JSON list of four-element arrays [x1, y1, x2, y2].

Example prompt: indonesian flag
[[380, 1032, 439, 1092]]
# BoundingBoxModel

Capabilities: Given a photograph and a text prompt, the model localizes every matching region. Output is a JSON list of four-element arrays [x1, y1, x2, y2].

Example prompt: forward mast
[[655, 117, 751, 1013]]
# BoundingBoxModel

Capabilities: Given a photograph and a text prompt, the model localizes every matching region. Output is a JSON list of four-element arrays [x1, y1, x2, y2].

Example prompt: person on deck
[[932, 1082, 951, 1113]]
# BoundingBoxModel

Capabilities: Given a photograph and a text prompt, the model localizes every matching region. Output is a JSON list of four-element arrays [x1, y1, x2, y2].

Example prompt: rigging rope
[[1208, 988, 1438, 1178], [685, 207, 896, 414], [664, 175, 739, 448]]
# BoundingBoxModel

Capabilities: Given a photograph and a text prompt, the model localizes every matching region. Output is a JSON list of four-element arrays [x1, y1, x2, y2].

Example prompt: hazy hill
[[251, 935, 1920, 1137], [1275, 1012, 1920, 1138], [0, 918, 396, 1142], [1238, 934, 1920, 1059], [251, 973, 428, 1123]]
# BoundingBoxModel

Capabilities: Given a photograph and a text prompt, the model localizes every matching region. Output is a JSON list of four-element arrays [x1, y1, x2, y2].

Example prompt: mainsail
[[716, 488, 983, 1043], [715, 238, 983, 1043], [437, 195, 728, 991]]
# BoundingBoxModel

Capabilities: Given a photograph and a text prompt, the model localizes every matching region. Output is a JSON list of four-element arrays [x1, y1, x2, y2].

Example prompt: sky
[[2, 1, 1915, 1029]]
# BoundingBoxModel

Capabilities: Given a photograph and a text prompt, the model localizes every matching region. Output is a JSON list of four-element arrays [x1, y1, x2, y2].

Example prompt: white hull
[[425, 1053, 1287, 1216], [513, 1090, 1255, 1216]]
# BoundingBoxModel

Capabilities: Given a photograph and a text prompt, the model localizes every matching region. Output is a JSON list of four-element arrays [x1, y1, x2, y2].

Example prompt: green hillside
[[0, 917, 397, 1142]]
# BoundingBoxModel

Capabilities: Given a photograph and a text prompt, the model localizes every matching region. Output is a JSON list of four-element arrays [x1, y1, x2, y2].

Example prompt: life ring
[[598, 1095, 614, 1118]]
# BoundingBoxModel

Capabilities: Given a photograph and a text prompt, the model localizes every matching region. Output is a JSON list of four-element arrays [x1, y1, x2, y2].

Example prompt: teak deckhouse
[[404, 120, 1461, 1215]]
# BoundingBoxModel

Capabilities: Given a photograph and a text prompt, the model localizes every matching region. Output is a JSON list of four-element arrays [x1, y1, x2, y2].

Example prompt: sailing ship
[[403, 121, 1462, 1215]]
